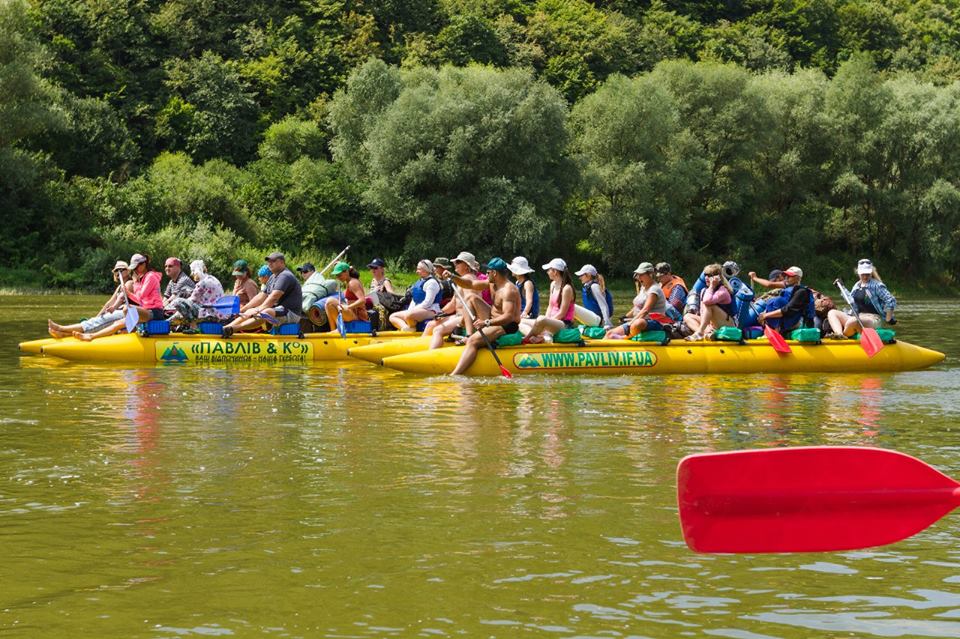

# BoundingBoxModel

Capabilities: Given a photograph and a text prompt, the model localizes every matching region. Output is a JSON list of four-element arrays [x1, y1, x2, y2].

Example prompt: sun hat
[[433, 257, 452, 269], [784, 266, 803, 278], [452, 251, 480, 271], [232, 259, 250, 276], [633, 262, 655, 275], [257, 265, 271, 278], [654, 262, 672, 275], [486, 257, 509, 273], [189, 259, 206, 276], [265, 251, 285, 262], [331, 261, 351, 276], [417, 259, 435, 274], [542, 257, 567, 272], [296, 262, 316, 273], [574, 264, 598, 277], [506, 256, 534, 275], [113, 260, 130, 272], [768, 268, 784, 281], [367, 257, 386, 269], [129, 253, 147, 269], [857, 259, 874, 275]]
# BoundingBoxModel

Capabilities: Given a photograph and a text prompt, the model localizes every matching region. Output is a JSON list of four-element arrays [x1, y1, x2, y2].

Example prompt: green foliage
[[258, 117, 327, 163]]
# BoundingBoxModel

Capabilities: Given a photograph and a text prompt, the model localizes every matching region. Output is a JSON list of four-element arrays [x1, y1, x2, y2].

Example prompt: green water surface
[[2, 295, 959, 638]]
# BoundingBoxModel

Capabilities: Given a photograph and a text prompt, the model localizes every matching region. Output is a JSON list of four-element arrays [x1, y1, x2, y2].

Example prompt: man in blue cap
[[449, 257, 522, 375]]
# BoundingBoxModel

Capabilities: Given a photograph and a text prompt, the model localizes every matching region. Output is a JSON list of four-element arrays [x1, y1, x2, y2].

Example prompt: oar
[[749, 301, 791, 354], [319, 246, 350, 277], [451, 282, 512, 379], [203, 295, 240, 316], [116, 270, 140, 334], [677, 446, 960, 553], [336, 280, 346, 338], [835, 278, 884, 358]]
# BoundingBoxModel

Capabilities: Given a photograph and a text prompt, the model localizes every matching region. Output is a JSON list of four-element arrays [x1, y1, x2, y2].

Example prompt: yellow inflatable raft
[[379, 338, 945, 376], [23, 330, 419, 364]]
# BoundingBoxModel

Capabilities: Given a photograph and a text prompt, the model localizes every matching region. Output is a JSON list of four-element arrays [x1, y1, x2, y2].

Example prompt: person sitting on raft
[[825, 259, 897, 338], [422, 257, 482, 349], [655, 262, 687, 321], [162, 257, 195, 310], [223, 252, 302, 337], [366, 257, 395, 300], [169, 260, 224, 332], [297, 262, 338, 328], [257, 264, 271, 291], [389, 260, 442, 332], [48, 260, 134, 338], [523, 258, 575, 344], [749, 268, 786, 296], [756, 266, 814, 335], [73, 253, 165, 341], [231, 260, 260, 306], [605, 262, 667, 339], [450, 257, 522, 376], [575, 264, 614, 329], [507, 256, 539, 323], [432, 258, 456, 307], [685, 263, 737, 341], [324, 261, 368, 330]]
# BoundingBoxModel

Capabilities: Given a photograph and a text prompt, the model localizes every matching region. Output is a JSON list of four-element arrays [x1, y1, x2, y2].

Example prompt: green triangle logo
[[160, 343, 188, 362], [516, 354, 540, 368]]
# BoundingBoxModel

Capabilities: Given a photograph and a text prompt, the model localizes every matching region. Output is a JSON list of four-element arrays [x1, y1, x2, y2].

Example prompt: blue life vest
[[411, 277, 440, 307], [765, 285, 815, 330], [517, 279, 540, 318], [581, 281, 614, 321]]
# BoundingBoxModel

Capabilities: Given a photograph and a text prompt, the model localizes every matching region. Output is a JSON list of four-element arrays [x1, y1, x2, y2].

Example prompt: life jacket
[[411, 276, 440, 307], [660, 275, 687, 310], [438, 277, 454, 307], [581, 280, 614, 321], [516, 280, 540, 317]]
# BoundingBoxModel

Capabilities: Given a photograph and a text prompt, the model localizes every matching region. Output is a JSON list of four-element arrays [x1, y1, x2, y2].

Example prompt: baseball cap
[[232, 259, 250, 276], [574, 264, 598, 277], [331, 261, 351, 276], [433, 257, 452, 269], [296, 262, 316, 273], [129, 253, 147, 268], [486, 257, 509, 273], [113, 260, 130, 272], [857, 259, 874, 275], [768, 268, 784, 281], [542, 257, 567, 272], [367, 257, 386, 269], [654, 262, 672, 275], [265, 251, 285, 262], [633, 262, 655, 275], [257, 265, 271, 278], [784, 266, 803, 278]]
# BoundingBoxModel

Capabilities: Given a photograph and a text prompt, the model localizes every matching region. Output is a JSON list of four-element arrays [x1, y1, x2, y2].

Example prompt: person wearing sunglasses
[[826, 259, 897, 338]]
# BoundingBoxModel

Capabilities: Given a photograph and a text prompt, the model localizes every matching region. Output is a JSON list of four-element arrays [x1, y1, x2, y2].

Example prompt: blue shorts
[[621, 318, 663, 332]]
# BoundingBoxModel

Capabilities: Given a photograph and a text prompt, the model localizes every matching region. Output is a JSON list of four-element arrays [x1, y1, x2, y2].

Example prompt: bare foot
[[73, 331, 93, 342]]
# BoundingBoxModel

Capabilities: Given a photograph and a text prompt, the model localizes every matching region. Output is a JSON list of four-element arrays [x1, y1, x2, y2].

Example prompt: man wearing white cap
[[757, 266, 815, 334]]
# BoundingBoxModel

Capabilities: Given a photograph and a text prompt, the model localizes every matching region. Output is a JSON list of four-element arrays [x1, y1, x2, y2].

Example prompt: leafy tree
[[258, 117, 327, 163], [435, 14, 508, 66]]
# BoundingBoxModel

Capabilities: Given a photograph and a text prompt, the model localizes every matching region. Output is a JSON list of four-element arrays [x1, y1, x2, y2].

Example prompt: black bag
[[377, 289, 410, 314]]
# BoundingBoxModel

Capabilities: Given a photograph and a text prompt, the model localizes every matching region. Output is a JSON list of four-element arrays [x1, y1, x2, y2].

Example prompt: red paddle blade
[[677, 447, 960, 553], [860, 327, 884, 358], [649, 312, 672, 323], [764, 324, 792, 354], [498, 364, 513, 379]]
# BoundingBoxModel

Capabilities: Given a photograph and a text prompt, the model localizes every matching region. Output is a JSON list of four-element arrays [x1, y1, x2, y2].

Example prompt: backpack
[[438, 277, 455, 304], [377, 288, 411, 314]]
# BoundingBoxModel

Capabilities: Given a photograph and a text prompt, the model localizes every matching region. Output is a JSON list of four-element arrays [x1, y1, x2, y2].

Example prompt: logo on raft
[[160, 343, 188, 362], [513, 350, 657, 370]]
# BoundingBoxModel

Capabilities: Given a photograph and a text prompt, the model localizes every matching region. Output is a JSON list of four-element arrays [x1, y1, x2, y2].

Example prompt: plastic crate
[[140, 320, 170, 336], [271, 323, 302, 336], [198, 321, 223, 335], [343, 319, 373, 333]]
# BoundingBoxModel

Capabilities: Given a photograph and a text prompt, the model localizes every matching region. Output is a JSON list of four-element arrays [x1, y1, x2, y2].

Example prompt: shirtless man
[[448, 257, 522, 376]]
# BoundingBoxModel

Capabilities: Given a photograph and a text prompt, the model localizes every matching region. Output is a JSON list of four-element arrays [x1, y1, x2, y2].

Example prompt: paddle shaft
[[835, 278, 874, 332], [319, 246, 350, 277], [451, 281, 511, 377]]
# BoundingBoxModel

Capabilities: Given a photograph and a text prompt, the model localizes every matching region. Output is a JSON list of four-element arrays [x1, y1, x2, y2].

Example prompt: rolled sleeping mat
[[574, 304, 601, 327]]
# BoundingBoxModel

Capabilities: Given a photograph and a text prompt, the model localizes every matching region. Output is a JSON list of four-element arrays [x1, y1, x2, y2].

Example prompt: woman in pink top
[[74, 253, 165, 341], [523, 257, 575, 343], [687, 263, 735, 341]]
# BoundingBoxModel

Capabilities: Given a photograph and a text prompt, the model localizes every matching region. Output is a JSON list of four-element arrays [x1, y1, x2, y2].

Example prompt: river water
[[2, 295, 959, 638]]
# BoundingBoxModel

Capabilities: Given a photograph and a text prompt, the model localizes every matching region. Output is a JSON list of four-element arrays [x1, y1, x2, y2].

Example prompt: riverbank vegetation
[[3, 0, 960, 292]]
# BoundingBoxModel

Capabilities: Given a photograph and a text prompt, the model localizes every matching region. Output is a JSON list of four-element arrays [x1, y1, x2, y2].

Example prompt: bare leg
[[627, 317, 650, 338], [826, 309, 846, 335], [450, 327, 500, 375], [48, 319, 83, 338], [73, 318, 126, 341]]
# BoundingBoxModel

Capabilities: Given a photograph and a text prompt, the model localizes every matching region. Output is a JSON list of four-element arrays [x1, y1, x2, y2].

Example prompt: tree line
[[2, 0, 960, 290]]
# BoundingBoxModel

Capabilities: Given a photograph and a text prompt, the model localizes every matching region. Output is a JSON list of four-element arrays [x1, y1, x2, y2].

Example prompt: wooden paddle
[[677, 446, 960, 553], [451, 282, 512, 379], [835, 278, 884, 357]]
